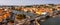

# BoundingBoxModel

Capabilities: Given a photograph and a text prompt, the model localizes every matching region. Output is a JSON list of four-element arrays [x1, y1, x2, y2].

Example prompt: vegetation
[[16, 14, 26, 20]]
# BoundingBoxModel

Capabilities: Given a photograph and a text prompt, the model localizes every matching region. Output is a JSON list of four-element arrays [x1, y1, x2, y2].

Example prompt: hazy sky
[[0, 0, 60, 5]]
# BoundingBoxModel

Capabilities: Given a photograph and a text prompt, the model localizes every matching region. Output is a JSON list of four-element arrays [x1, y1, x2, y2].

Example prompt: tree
[[16, 14, 26, 20]]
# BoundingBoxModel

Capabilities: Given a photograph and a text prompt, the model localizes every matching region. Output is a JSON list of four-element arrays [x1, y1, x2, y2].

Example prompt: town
[[0, 4, 60, 25]]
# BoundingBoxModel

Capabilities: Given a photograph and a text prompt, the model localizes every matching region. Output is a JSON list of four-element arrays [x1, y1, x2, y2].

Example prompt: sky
[[0, 0, 60, 6]]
